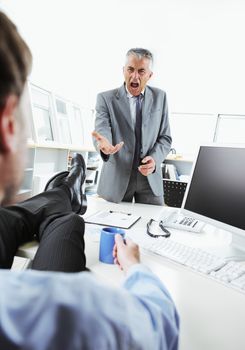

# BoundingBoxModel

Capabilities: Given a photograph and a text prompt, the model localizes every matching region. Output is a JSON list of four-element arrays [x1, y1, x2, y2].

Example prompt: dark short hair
[[126, 48, 153, 65], [0, 11, 32, 108]]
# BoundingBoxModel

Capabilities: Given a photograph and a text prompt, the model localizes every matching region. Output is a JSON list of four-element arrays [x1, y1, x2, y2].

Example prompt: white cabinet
[[85, 152, 101, 195], [23, 145, 99, 198], [54, 97, 72, 144], [15, 82, 99, 202], [163, 157, 193, 180], [30, 84, 57, 143], [16, 147, 36, 203], [29, 145, 99, 197], [32, 146, 69, 195]]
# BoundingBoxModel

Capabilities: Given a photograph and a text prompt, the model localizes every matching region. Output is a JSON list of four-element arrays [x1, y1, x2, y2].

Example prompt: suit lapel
[[115, 85, 134, 131], [113, 85, 153, 131], [142, 86, 153, 125]]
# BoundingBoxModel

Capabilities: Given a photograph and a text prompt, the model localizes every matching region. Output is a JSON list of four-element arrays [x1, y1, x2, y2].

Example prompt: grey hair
[[126, 48, 153, 69]]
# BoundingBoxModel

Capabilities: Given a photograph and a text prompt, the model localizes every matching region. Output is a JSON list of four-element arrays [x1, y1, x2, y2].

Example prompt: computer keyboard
[[210, 261, 245, 283], [159, 209, 205, 233], [130, 234, 245, 294]]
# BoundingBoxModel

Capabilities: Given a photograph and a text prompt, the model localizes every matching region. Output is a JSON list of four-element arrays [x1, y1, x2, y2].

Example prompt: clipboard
[[85, 210, 141, 229]]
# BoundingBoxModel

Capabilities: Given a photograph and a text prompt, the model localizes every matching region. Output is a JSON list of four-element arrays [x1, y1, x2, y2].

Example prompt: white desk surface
[[84, 196, 245, 350]]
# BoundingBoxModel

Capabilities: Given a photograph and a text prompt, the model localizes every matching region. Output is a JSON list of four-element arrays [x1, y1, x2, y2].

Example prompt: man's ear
[[0, 95, 18, 153]]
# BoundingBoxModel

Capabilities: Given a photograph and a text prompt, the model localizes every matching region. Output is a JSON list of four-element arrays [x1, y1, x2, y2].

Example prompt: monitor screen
[[182, 145, 245, 235]]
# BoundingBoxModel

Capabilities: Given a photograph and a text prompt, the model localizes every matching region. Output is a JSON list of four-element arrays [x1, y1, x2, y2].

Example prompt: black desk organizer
[[163, 180, 187, 208]]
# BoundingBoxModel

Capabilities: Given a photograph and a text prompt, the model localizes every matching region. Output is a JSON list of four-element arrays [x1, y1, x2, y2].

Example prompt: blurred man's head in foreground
[[0, 11, 32, 205]]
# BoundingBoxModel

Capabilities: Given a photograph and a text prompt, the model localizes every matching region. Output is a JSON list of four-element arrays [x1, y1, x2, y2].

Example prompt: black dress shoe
[[64, 153, 87, 215], [44, 171, 69, 191], [44, 153, 87, 215]]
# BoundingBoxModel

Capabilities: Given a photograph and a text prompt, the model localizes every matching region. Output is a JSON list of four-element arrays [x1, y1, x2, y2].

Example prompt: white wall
[[0, 0, 245, 114]]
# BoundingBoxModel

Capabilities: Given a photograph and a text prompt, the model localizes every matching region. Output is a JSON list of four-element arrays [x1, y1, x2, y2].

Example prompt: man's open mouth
[[130, 82, 139, 88]]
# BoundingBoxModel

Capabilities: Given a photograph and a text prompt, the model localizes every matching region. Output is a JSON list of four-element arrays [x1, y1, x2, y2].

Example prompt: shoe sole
[[44, 171, 69, 191], [77, 153, 86, 186], [74, 154, 87, 215]]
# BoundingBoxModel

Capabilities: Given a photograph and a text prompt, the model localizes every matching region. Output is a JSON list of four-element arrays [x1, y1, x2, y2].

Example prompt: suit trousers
[[122, 170, 164, 206], [0, 186, 86, 272]]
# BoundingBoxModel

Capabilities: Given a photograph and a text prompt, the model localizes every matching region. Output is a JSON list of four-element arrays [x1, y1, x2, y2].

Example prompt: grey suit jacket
[[94, 84, 172, 203]]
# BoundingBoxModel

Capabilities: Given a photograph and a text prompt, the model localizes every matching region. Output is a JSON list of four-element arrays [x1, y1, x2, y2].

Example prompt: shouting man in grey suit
[[92, 48, 172, 205]]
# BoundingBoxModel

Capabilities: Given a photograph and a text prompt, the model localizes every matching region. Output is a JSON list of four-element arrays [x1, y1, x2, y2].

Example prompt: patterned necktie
[[133, 94, 142, 169]]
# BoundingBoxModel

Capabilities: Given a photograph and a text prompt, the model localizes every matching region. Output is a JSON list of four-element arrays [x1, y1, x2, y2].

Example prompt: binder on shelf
[[162, 163, 179, 180]]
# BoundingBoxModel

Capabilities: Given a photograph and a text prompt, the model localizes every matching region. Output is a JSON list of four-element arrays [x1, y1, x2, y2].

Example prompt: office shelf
[[14, 81, 99, 202]]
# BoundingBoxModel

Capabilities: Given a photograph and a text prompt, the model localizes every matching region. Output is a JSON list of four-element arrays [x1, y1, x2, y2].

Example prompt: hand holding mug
[[113, 234, 140, 274]]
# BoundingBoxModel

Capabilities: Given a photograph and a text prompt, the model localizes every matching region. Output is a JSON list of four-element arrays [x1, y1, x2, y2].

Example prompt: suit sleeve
[[148, 92, 172, 172], [93, 93, 112, 162]]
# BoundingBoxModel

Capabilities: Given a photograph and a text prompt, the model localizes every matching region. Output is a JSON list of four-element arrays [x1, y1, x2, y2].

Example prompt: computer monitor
[[181, 145, 245, 252]]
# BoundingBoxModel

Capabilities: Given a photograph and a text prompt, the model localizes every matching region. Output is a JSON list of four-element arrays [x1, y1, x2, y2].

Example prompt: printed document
[[85, 210, 141, 229]]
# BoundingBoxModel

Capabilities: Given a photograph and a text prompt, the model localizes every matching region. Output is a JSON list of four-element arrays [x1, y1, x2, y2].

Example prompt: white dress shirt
[[125, 86, 144, 127], [0, 264, 179, 350]]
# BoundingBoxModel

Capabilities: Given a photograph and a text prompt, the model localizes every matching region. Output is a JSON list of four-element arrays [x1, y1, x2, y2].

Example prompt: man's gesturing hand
[[113, 234, 140, 274], [92, 131, 124, 155], [138, 156, 156, 176]]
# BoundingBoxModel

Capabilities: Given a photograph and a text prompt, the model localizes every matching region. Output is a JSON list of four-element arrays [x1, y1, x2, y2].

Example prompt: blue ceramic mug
[[99, 227, 125, 264]]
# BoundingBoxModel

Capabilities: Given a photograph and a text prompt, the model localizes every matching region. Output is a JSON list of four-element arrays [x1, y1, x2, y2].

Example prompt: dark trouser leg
[[122, 171, 137, 203], [32, 212, 86, 272], [122, 170, 164, 205], [134, 172, 164, 205], [7, 185, 73, 238], [0, 185, 81, 269], [0, 207, 33, 268]]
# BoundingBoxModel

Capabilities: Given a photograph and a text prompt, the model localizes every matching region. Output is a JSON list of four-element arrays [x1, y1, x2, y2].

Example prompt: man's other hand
[[92, 131, 124, 155], [138, 156, 156, 176], [113, 234, 140, 274]]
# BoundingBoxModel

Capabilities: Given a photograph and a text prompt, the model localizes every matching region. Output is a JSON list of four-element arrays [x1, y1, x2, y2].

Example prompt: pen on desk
[[109, 210, 132, 216]]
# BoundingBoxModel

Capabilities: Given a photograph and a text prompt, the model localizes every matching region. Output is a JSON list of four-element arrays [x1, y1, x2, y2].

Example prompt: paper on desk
[[85, 210, 141, 229]]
